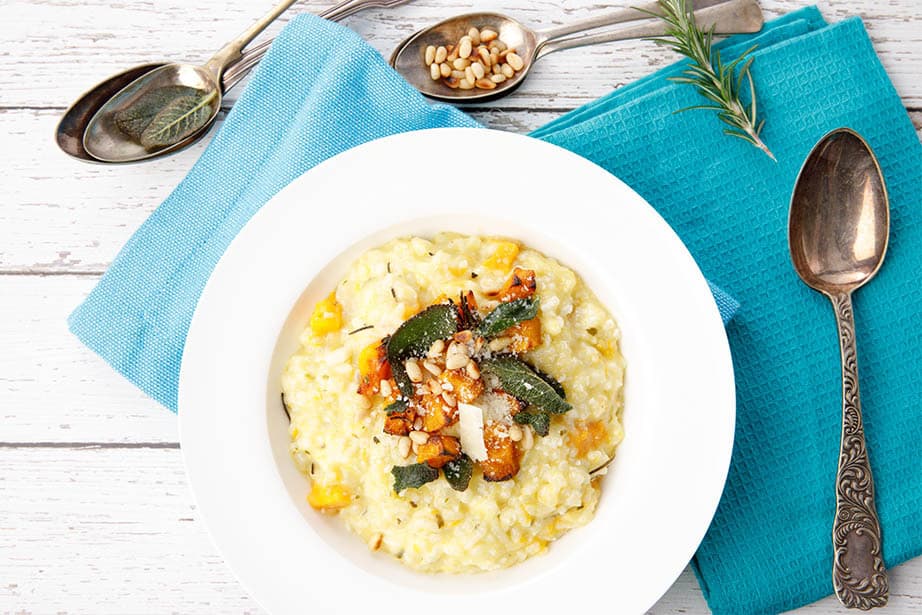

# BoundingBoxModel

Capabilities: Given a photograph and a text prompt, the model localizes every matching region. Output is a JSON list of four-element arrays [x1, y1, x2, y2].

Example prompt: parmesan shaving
[[458, 402, 488, 461]]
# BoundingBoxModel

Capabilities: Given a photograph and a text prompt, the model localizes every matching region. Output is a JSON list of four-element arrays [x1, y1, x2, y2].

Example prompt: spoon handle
[[829, 292, 888, 610], [222, 0, 410, 92], [535, 0, 762, 60]]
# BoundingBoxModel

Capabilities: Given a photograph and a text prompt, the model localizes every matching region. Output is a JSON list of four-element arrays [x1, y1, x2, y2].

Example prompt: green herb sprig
[[644, 0, 775, 160]]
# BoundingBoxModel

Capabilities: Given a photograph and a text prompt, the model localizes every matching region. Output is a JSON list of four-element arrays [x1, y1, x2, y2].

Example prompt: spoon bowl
[[788, 127, 890, 609], [789, 128, 889, 294], [83, 63, 221, 163]]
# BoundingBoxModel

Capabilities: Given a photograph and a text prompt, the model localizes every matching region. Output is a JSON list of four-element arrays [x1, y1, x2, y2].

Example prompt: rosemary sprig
[[644, 0, 775, 160]]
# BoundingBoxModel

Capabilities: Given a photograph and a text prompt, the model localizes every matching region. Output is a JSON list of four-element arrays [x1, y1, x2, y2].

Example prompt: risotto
[[281, 233, 625, 572]]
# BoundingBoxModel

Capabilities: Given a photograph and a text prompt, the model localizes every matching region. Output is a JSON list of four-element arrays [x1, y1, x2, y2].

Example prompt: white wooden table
[[2, 0, 920, 612]]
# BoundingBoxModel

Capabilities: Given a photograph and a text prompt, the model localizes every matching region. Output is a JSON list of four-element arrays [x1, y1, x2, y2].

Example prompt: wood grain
[[3, 0, 922, 612]]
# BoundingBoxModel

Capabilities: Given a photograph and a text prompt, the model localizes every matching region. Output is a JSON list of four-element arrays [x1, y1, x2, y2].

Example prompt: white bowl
[[179, 128, 735, 615]]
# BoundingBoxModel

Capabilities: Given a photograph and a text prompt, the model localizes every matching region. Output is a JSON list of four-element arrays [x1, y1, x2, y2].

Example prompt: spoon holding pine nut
[[389, 0, 763, 103]]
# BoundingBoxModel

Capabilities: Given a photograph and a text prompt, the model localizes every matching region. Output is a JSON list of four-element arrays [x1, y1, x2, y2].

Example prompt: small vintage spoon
[[75, 0, 407, 163], [390, 0, 762, 103], [789, 128, 890, 610]]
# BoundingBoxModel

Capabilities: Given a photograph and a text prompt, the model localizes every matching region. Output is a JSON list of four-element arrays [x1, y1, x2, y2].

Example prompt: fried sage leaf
[[139, 88, 217, 148], [392, 463, 439, 493], [514, 410, 550, 437], [476, 297, 539, 339], [383, 399, 409, 415], [387, 304, 459, 396], [481, 356, 571, 414], [529, 365, 566, 399], [443, 454, 474, 491]]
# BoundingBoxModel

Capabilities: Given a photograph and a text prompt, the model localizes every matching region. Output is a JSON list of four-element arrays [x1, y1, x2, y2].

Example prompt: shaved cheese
[[458, 402, 488, 462]]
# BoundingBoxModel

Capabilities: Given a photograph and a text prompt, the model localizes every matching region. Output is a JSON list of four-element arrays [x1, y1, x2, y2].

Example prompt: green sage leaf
[[481, 356, 571, 414], [392, 463, 439, 493], [514, 410, 550, 437], [476, 297, 539, 339], [387, 304, 459, 396], [383, 399, 408, 415], [114, 85, 202, 139], [139, 88, 216, 148], [443, 454, 474, 492]]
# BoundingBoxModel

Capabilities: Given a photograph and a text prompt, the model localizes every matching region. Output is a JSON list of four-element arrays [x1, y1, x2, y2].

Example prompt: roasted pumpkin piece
[[506, 317, 542, 353], [483, 241, 520, 271], [383, 405, 416, 436], [307, 483, 351, 511], [309, 292, 343, 334], [439, 368, 485, 404], [419, 393, 455, 432], [568, 420, 608, 457], [490, 268, 536, 303], [416, 435, 462, 468], [357, 340, 392, 396], [480, 422, 520, 481]]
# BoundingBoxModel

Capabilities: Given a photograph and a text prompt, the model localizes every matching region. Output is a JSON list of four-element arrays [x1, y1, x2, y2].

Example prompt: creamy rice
[[281, 233, 625, 572]]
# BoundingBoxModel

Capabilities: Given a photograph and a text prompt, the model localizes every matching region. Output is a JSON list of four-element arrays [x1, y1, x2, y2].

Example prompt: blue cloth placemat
[[534, 6, 922, 614], [68, 14, 735, 412]]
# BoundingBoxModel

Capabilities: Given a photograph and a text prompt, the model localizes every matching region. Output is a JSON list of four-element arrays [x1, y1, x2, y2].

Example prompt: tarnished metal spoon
[[789, 127, 890, 610], [69, 0, 406, 164], [390, 0, 762, 104]]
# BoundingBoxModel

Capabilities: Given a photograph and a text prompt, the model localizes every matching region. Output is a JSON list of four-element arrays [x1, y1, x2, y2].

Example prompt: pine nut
[[430, 62, 440, 80], [508, 424, 523, 442], [409, 430, 429, 445], [414, 417, 423, 430], [490, 50, 500, 66], [459, 36, 473, 59], [450, 70, 466, 80], [405, 359, 423, 382], [506, 52, 525, 71], [428, 379, 443, 395], [471, 62, 485, 79], [440, 63, 451, 78], [423, 360, 443, 376], [522, 425, 534, 450], [425, 45, 436, 65], [458, 79, 474, 90], [443, 77, 460, 89], [445, 342, 471, 369], [480, 28, 498, 43], [492, 63, 502, 75], [398, 436, 412, 458], [490, 74, 506, 84], [441, 391, 457, 406], [435, 45, 448, 63], [447, 46, 459, 62], [475, 78, 495, 90], [488, 336, 512, 352], [489, 40, 507, 52], [428, 339, 445, 358], [478, 46, 491, 66], [453, 58, 470, 70], [379, 379, 392, 397], [466, 361, 481, 379], [501, 63, 514, 78], [468, 27, 481, 45], [465, 66, 476, 84]]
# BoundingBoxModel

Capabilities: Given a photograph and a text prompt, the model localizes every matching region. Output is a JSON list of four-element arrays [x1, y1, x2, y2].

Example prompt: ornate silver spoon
[[789, 128, 890, 610]]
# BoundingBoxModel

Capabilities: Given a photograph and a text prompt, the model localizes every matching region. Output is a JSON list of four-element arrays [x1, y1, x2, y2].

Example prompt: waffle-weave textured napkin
[[68, 14, 735, 412], [533, 6, 922, 613]]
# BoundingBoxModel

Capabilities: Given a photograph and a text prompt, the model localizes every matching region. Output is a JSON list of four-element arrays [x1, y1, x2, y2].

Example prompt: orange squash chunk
[[383, 405, 416, 436], [480, 423, 520, 481], [568, 420, 608, 457], [307, 483, 351, 512], [419, 393, 455, 432], [506, 318, 542, 353], [416, 435, 462, 468], [357, 340, 391, 397], [439, 368, 484, 404], [490, 268, 536, 303]]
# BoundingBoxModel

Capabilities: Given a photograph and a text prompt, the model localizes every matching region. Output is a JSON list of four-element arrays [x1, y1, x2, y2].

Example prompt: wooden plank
[[3, 0, 922, 110], [1, 446, 920, 613], [3, 109, 920, 274], [0, 275, 177, 444]]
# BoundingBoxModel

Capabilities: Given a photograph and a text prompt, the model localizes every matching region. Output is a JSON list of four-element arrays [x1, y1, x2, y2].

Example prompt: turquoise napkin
[[534, 6, 922, 614], [68, 14, 735, 412]]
